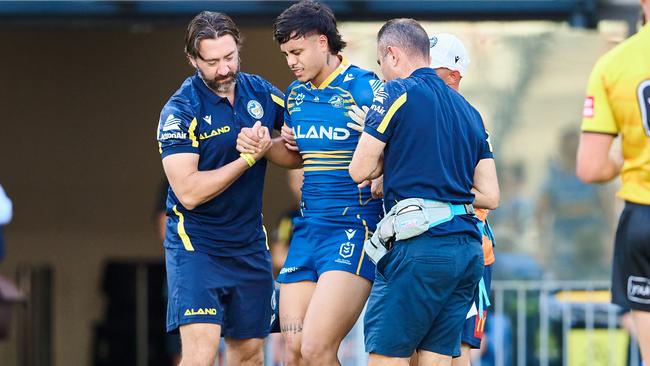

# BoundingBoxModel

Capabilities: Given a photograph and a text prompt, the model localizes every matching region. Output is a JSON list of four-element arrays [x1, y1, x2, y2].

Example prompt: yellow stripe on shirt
[[303, 166, 351, 172], [188, 117, 199, 147], [356, 215, 369, 275], [377, 93, 407, 134], [172, 205, 195, 251], [271, 94, 285, 108]]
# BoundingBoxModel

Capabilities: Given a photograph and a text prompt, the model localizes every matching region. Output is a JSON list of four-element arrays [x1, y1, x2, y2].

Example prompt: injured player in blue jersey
[[235, 2, 384, 366]]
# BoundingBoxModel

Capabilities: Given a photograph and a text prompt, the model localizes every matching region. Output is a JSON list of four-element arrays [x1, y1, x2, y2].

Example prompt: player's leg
[[280, 281, 316, 366], [275, 215, 320, 366], [453, 265, 493, 366], [300, 270, 372, 365], [631, 310, 650, 364], [611, 203, 650, 364], [368, 353, 411, 366], [451, 344, 472, 366], [224, 338, 265, 366], [179, 323, 222, 366]]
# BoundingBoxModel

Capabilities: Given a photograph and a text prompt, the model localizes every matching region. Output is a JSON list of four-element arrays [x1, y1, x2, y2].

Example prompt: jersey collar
[[308, 54, 350, 90]]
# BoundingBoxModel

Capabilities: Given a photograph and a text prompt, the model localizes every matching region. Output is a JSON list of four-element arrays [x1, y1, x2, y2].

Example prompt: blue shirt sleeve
[[269, 85, 285, 131], [363, 80, 406, 143], [352, 72, 383, 108], [157, 99, 199, 158], [284, 83, 300, 129], [474, 112, 494, 160]]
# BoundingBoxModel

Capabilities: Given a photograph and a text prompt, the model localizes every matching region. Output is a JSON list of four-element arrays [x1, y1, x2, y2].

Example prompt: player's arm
[[163, 122, 272, 210], [265, 137, 303, 168], [576, 133, 621, 183], [350, 133, 385, 182], [576, 61, 621, 183], [472, 158, 499, 210], [258, 85, 302, 168]]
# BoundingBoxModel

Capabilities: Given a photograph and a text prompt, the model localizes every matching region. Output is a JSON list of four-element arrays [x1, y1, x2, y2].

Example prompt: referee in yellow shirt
[[577, 1, 650, 363]]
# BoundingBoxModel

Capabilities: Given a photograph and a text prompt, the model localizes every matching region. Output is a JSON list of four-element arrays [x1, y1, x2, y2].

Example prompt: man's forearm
[[472, 187, 499, 210], [265, 137, 303, 169], [165, 156, 251, 210]]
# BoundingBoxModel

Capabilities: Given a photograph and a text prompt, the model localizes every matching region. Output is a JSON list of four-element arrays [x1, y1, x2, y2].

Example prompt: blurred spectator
[[489, 162, 535, 253], [538, 129, 612, 280], [0, 185, 13, 263]]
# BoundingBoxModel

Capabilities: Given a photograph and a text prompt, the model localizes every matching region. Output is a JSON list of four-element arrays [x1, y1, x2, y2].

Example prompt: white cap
[[429, 33, 470, 77]]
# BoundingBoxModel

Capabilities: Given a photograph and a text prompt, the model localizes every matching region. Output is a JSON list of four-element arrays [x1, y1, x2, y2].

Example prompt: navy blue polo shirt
[[157, 72, 285, 256], [363, 68, 493, 240]]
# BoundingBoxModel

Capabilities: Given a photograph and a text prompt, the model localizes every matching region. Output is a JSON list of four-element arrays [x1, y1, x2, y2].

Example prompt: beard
[[198, 63, 239, 94]]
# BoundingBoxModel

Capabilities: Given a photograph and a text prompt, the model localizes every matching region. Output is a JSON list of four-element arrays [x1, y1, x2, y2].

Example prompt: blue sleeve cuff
[[363, 125, 388, 143], [161, 145, 200, 159]]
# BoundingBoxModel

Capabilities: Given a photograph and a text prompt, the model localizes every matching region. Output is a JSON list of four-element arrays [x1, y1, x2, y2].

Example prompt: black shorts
[[611, 202, 650, 311]]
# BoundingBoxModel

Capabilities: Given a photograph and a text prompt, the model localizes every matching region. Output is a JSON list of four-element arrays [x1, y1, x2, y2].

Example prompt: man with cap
[[430, 33, 496, 366]]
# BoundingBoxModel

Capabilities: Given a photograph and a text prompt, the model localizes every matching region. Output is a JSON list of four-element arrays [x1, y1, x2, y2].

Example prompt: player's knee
[[179, 347, 218, 366], [300, 337, 337, 364], [229, 348, 263, 366], [282, 339, 302, 366]]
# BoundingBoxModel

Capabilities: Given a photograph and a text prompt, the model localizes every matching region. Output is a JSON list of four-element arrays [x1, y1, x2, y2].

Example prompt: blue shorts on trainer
[[364, 233, 484, 357], [165, 248, 274, 338], [276, 213, 379, 283], [461, 264, 493, 348]]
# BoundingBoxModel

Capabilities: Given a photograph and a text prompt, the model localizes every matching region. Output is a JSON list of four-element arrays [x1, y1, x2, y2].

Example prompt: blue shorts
[[276, 214, 378, 283], [165, 248, 274, 338], [461, 264, 493, 349], [364, 233, 484, 357]]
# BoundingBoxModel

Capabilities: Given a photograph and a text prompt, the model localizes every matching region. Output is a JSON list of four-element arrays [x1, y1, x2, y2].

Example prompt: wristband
[[240, 153, 256, 167]]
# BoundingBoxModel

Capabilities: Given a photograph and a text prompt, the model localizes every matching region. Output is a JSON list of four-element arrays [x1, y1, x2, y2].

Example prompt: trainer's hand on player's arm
[[346, 105, 369, 132], [281, 124, 299, 151], [356, 175, 384, 199], [371, 175, 384, 199], [236, 122, 264, 154]]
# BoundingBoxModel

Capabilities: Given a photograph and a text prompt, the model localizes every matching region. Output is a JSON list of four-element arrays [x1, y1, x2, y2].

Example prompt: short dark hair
[[273, 0, 346, 54], [377, 18, 429, 60], [185, 11, 242, 59]]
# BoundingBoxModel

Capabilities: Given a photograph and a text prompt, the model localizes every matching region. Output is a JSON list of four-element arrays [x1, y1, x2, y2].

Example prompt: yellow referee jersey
[[581, 24, 650, 204]]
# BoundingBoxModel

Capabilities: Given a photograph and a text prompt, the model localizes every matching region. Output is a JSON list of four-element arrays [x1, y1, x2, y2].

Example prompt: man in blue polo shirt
[[349, 19, 499, 365], [157, 11, 296, 366]]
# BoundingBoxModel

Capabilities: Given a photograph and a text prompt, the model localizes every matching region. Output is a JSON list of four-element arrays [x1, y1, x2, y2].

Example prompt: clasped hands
[[236, 121, 272, 161]]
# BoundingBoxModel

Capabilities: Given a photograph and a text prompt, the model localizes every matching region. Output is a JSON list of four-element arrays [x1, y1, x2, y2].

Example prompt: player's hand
[[236, 122, 263, 154], [346, 105, 369, 132], [281, 124, 299, 151], [371, 176, 384, 199]]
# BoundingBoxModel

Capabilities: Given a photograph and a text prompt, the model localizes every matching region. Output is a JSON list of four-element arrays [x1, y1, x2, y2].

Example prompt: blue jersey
[[157, 72, 285, 256], [285, 57, 383, 217], [364, 68, 493, 240]]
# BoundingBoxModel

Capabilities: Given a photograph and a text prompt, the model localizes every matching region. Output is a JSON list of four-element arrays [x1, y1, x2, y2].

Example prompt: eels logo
[[247, 100, 264, 119]]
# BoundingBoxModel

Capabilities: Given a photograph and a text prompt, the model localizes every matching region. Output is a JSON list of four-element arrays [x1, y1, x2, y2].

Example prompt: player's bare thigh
[[280, 281, 317, 364], [301, 270, 372, 362]]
